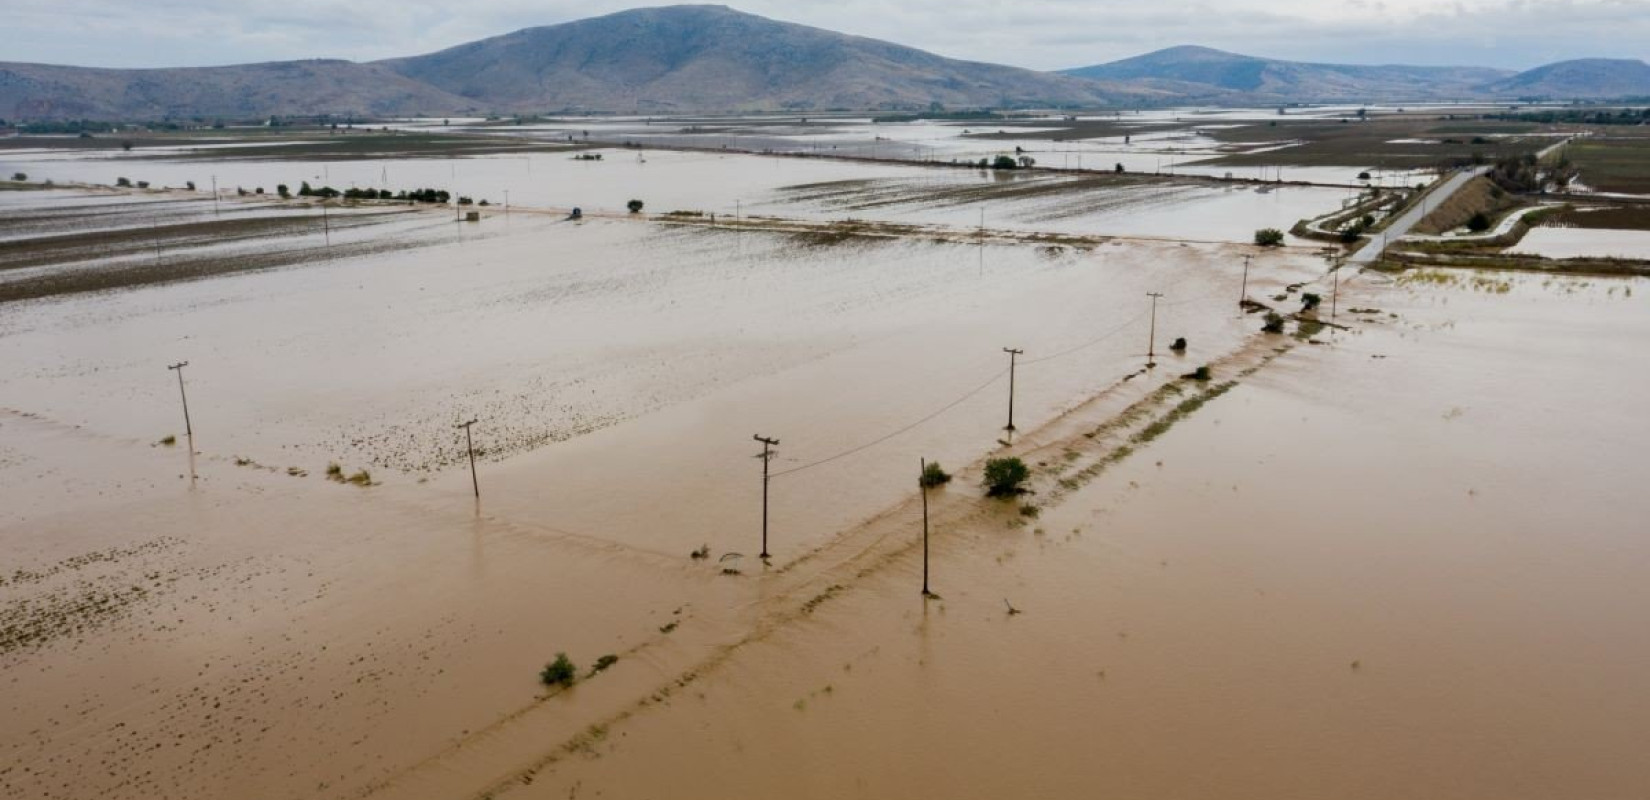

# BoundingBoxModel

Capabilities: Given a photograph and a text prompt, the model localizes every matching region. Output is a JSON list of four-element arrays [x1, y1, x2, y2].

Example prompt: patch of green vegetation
[[1254, 228, 1285, 247], [1262, 312, 1287, 333], [540, 653, 577, 687], [158, 435, 176, 446], [919, 461, 952, 488], [588, 654, 619, 677], [983, 457, 1030, 498], [1132, 382, 1239, 446], [1295, 319, 1326, 340]]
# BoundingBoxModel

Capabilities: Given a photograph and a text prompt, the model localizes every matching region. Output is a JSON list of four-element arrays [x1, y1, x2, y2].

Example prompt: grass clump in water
[[983, 457, 1030, 497], [588, 654, 619, 677], [540, 653, 577, 687], [919, 461, 952, 488], [1262, 312, 1287, 334], [159, 435, 177, 446]]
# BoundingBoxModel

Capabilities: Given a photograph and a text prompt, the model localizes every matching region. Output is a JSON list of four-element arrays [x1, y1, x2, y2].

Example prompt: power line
[[770, 367, 1007, 479]]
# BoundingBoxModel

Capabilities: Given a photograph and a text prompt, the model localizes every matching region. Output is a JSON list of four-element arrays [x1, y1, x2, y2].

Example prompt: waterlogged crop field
[[6, 130, 1646, 800]]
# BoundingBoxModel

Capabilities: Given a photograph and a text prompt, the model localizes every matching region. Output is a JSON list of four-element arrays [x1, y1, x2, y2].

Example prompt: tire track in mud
[[358, 329, 1312, 800]]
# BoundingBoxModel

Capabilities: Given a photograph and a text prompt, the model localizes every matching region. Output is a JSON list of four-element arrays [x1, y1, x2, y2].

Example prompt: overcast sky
[[4, 0, 1645, 72]]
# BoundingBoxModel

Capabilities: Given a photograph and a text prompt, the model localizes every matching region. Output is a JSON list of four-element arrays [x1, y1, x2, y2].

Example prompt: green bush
[[1169, 336, 1187, 352], [1467, 212, 1492, 232], [10, 172, 25, 182], [628, 199, 645, 213], [1262, 312, 1287, 334], [1301, 292, 1322, 311], [919, 461, 952, 488], [1254, 228, 1285, 247], [1185, 366, 1212, 381], [540, 653, 577, 686], [982, 457, 1030, 497], [115, 177, 132, 188], [992, 155, 1019, 170], [589, 654, 619, 676]]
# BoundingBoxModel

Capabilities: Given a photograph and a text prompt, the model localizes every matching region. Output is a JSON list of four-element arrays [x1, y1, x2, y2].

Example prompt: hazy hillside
[[378, 5, 1153, 113], [1, 6, 1645, 121], [0, 60, 472, 120], [1064, 45, 1511, 101], [1481, 58, 1650, 99]]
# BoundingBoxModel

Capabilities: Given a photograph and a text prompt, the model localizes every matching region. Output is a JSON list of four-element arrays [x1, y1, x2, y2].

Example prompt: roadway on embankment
[[1350, 166, 1489, 267]]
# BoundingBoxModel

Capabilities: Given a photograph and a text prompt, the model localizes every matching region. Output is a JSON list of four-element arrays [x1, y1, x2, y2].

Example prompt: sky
[[3, 0, 1645, 72]]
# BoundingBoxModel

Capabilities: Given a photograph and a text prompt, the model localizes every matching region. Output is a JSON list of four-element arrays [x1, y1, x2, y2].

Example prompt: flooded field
[[4, 128, 1646, 800], [1514, 226, 1650, 259]]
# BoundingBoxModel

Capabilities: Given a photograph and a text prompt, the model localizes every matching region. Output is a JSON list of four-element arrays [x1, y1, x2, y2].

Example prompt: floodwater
[[1514, 226, 1650, 259], [7, 137, 1643, 799], [0, 147, 1348, 245], [422, 268, 1650, 800], [1, 173, 1325, 799]]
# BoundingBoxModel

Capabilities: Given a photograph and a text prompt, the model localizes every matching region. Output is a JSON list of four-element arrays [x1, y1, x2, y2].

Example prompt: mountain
[[377, 5, 1152, 113], [1063, 45, 1512, 101], [0, 60, 471, 120], [1480, 58, 1650, 98]]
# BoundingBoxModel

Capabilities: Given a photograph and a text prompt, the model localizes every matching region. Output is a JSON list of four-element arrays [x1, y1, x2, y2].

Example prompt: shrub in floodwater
[[186, 181, 196, 191], [1467, 212, 1492, 232], [1262, 312, 1287, 334], [1018, 503, 1040, 518], [589, 655, 619, 677], [540, 653, 577, 686], [1184, 365, 1212, 381], [1301, 292, 1322, 311], [346, 469, 371, 486], [1170, 336, 1187, 352], [919, 461, 952, 488], [277, 184, 290, 198], [992, 155, 1019, 170], [11, 172, 25, 182], [1115, 163, 1125, 173], [159, 435, 176, 446], [983, 457, 1030, 498], [1254, 228, 1285, 247], [116, 177, 132, 188], [627, 199, 645, 213]]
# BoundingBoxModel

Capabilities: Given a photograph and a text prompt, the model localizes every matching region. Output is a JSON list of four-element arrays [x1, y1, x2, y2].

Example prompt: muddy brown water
[[5, 163, 1643, 799]]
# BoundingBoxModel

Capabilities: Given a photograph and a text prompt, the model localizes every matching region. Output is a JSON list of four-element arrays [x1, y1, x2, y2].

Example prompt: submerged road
[[1350, 166, 1489, 267]]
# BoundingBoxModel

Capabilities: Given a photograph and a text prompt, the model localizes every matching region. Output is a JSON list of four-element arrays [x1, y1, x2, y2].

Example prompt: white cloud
[[0, 0, 1644, 71]]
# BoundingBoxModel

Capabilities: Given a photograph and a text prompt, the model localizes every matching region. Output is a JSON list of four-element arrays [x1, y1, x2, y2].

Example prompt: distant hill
[[1063, 45, 1511, 101], [0, 60, 471, 120], [1480, 58, 1650, 99], [377, 5, 1153, 113], [2, 8, 1647, 121]]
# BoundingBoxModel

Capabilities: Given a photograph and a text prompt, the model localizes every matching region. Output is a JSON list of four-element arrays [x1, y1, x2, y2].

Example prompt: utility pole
[[457, 419, 480, 498], [210, 175, 219, 217], [1331, 261, 1341, 321], [1146, 292, 1164, 368], [920, 457, 933, 597], [978, 207, 985, 277], [167, 361, 192, 437], [1002, 348, 1023, 432], [1239, 254, 1253, 306], [754, 435, 779, 559], [321, 203, 331, 247], [504, 189, 510, 215]]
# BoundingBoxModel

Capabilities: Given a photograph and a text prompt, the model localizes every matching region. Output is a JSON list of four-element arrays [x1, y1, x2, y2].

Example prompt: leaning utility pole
[[1146, 292, 1165, 368], [167, 361, 192, 437], [753, 435, 779, 559], [1002, 348, 1023, 432], [920, 458, 933, 597], [457, 419, 480, 498], [1239, 254, 1253, 306]]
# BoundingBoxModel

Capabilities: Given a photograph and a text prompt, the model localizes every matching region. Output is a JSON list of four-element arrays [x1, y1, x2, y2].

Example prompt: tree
[[1115, 163, 1125, 173], [1301, 292, 1323, 311], [920, 462, 952, 489], [1254, 228, 1285, 247], [1467, 212, 1492, 232], [115, 177, 132, 188], [982, 457, 1030, 497], [627, 199, 645, 214], [276, 184, 290, 198], [992, 155, 1018, 170], [1017, 155, 1035, 168], [10, 172, 24, 182], [540, 653, 577, 686]]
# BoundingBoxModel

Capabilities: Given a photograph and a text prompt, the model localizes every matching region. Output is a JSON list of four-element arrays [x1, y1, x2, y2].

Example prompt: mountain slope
[[377, 5, 1154, 112], [0, 60, 472, 120], [1063, 45, 1511, 101], [1481, 58, 1650, 98]]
